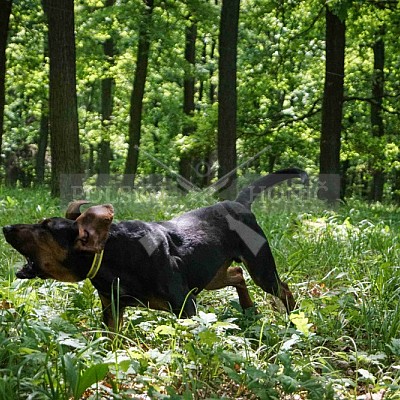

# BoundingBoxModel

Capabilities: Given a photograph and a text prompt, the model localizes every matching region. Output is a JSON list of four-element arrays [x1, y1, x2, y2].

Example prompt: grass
[[0, 186, 400, 399]]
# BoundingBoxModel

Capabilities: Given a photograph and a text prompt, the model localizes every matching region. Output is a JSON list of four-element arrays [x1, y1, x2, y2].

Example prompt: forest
[[1, 0, 400, 399], [0, 0, 399, 200]]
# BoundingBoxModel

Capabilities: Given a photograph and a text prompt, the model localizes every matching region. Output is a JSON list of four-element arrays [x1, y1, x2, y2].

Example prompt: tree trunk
[[123, 0, 154, 188], [340, 158, 350, 199], [370, 34, 385, 202], [97, 0, 115, 187], [0, 0, 12, 166], [97, 138, 111, 185], [36, 33, 49, 184], [209, 37, 217, 105], [179, 17, 197, 183], [36, 110, 49, 183], [394, 170, 400, 205], [217, 0, 240, 199], [197, 34, 217, 188], [199, 38, 206, 103], [45, 0, 82, 198], [318, 7, 346, 203]]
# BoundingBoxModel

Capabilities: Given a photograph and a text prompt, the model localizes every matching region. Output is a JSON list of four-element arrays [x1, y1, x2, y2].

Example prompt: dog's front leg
[[241, 241, 296, 314], [99, 294, 125, 333]]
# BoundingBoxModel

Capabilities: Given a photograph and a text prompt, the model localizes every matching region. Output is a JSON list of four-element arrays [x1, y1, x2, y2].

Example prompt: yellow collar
[[86, 250, 104, 280]]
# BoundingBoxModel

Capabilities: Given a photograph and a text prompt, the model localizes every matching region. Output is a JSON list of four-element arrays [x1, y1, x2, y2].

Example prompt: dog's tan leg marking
[[205, 264, 255, 310], [147, 296, 171, 312], [99, 294, 125, 333]]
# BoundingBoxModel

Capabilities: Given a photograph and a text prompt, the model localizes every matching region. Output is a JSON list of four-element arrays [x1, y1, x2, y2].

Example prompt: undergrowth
[[0, 187, 400, 399]]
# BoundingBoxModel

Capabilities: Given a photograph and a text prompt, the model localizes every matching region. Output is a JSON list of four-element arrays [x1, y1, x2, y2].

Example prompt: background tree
[[123, 0, 154, 188], [178, 13, 197, 183], [319, 5, 346, 202], [44, 0, 81, 197], [35, 103, 49, 184], [0, 0, 12, 163], [97, 0, 115, 187], [1, 0, 400, 202], [217, 0, 240, 199], [369, 30, 385, 201], [35, 30, 49, 184]]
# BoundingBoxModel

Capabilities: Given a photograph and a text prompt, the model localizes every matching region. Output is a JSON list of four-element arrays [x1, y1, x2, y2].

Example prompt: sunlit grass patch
[[1, 188, 400, 398]]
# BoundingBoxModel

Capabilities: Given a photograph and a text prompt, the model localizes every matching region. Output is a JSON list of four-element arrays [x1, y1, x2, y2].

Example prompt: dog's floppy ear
[[66, 200, 90, 220], [74, 204, 114, 253]]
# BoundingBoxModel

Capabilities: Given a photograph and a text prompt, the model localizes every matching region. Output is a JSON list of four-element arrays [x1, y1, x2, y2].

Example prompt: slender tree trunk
[[179, 17, 197, 183], [36, 110, 49, 183], [340, 158, 350, 199], [205, 35, 217, 187], [370, 34, 385, 202], [123, 0, 154, 188], [318, 7, 345, 203], [394, 170, 400, 205], [36, 33, 49, 184], [45, 0, 82, 198], [197, 35, 217, 187], [97, 0, 115, 187], [97, 138, 111, 185], [0, 0, 12, 166], [209, 36, 217, 105], [217, 0, 240, 199], [199, 38, 206, 103], [199, 36, 217, 104]]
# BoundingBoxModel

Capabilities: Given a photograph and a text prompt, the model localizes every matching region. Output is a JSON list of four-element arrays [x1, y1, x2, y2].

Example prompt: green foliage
[[1, 189, 400, 398], [2, 0, 399, 198]]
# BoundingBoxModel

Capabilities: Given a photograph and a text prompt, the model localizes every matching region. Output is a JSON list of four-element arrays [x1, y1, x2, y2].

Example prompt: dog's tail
[[235, 167, 309, 209]]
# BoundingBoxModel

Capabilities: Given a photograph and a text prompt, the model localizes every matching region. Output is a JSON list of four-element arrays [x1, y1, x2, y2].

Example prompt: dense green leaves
[[0, 190, 400, 397], [1, 0, 399, 199]]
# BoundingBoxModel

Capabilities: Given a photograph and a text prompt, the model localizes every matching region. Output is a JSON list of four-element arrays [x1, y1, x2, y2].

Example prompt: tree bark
[[394, 171, 400, 205], [97, 0, 115, 187], [369, 34, 385, 202], [0, 0, 12, 166], [179, 17, 197, 183], [36, 32, 49, 184], [217, 0, 240, 199], [209, 37, 217, 105], [45, 0, 82, 198], [318, 7, 346, 203], [36, 110, 49, 183], [123, 0, 154, 188]]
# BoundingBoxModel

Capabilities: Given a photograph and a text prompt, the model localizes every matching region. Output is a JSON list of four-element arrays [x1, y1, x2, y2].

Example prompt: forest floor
[[0, 186, 400, 399]]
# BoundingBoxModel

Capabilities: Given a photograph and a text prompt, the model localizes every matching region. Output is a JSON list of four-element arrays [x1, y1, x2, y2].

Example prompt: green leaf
[[74, 363, 109, 399], [357, 368, 376, 383], [222, 365, 241, 382], [279, 374, 300, 393], [289, 311, 312, 337], [196, 311, 217, 326], [281, 334, 301, 351], [154, 324, 176, 336], [388, 338, 400, 356], [213, 321, 240, 331], [198, 330, 218, 346], [62, 354, 78, 397]]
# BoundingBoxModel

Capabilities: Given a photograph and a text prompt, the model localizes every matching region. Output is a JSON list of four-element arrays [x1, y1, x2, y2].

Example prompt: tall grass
[[0, 188, 399, 399]]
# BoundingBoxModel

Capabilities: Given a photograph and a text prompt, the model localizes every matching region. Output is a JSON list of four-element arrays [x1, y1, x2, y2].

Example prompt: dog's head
[[2, 201, 114, 282]]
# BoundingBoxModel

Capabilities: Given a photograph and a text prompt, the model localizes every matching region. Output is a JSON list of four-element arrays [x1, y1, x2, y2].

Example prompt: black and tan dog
[[3, 168, 308, 330]]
